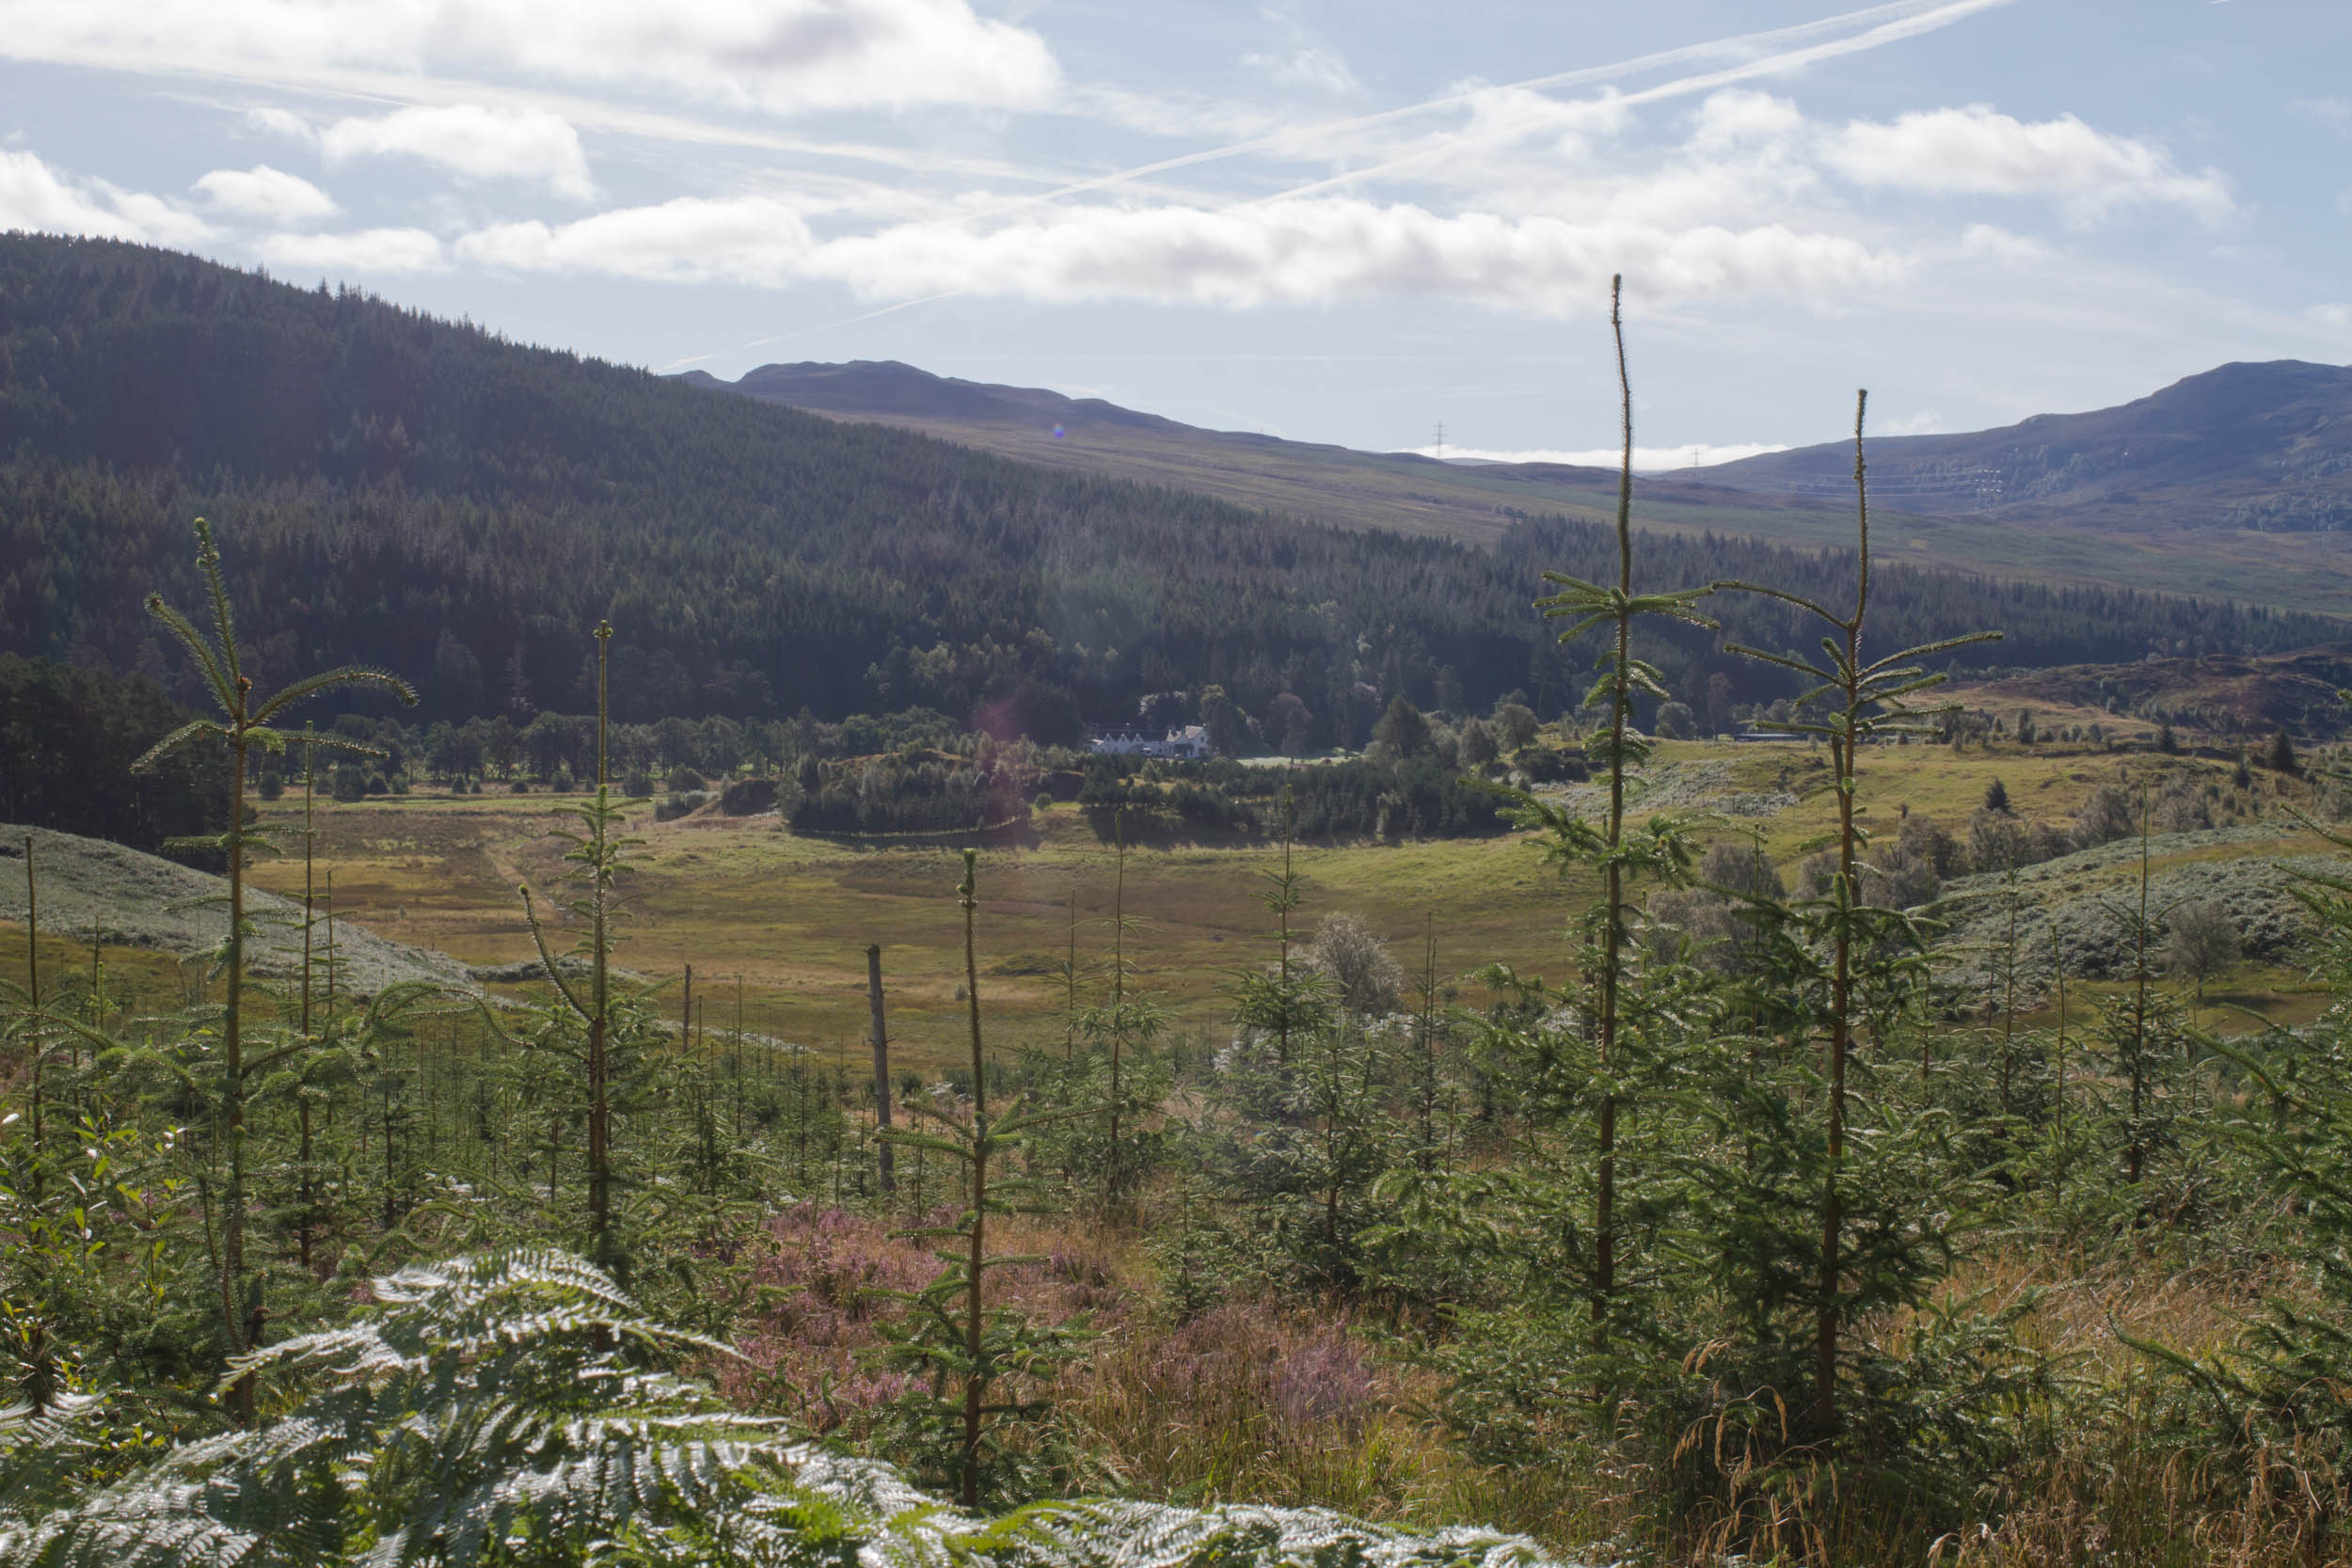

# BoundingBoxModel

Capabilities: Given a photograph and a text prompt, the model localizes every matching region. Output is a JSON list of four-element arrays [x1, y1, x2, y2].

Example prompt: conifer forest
[[12, 233, 2352, 1568]]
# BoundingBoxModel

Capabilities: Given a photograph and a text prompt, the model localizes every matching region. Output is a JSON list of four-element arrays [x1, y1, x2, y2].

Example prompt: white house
[[1089, 724, 1214, 759]]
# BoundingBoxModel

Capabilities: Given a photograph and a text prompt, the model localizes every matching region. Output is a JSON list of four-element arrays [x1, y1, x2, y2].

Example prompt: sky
[[2, 0, 2347, 467]]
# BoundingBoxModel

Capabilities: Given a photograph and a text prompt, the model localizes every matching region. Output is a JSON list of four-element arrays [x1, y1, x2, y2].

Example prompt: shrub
[[1490, 702, 1539, 752], [1513, 745, 1586, 784], [2074, 785, 2135, 847], [2165, 899, 2239, 997], [655, 789, 708, 822], [1306, 913, 1406, 1018]]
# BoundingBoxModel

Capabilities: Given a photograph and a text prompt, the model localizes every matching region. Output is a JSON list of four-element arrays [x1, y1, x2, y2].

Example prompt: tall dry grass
[[723, 1202, 2352, 1565]]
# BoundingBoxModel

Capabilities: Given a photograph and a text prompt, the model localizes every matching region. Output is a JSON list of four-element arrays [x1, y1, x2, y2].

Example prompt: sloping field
[[0, 824, 478, 996]]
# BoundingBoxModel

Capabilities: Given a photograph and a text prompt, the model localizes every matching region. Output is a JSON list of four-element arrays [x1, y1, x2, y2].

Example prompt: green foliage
[[0, 657, 228, 858], [867, 852, 1096, 1506], [2270, 728, 2300, 775], [2113, 847, 2352, 1522], [1, 1248, 1569, 1568], [23, 250, 2352, 1567], [133, 517, 417, 1425], [791, 749, 1031, 835]]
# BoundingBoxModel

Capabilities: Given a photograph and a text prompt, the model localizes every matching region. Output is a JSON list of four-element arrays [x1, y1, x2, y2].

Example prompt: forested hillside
[[0, 656, 224, 858], [0, 233, 2335, 743]]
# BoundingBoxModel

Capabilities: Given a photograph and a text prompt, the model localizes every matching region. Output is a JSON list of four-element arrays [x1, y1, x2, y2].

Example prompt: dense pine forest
[[0, 234, 2333, 752], [16, 245, 2352, 1568]]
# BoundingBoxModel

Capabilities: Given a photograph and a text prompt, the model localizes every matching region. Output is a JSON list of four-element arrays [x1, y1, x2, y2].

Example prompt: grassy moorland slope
[[688, 357, 2352, 614]]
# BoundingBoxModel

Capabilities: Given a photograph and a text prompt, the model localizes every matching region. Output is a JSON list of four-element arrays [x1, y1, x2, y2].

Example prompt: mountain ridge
[[682, 356, 2352, 535], [1699, 359, 2352, 529]]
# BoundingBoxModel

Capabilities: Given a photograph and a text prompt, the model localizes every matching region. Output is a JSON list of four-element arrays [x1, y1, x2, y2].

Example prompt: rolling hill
[[0, 232, 2335, 748], [675, 358, 1875, 550], [1700, 359, 2352, 531], [683, 357, 2352, 614]]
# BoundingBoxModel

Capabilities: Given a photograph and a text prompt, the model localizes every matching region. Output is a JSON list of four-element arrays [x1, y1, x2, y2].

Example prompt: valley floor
[[201, 737, 2344, 1067]]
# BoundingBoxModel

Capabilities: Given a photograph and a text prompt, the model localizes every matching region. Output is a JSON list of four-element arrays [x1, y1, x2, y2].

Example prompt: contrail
[[1255, 0, 2021, 205], [971, 0, 2020, 222]]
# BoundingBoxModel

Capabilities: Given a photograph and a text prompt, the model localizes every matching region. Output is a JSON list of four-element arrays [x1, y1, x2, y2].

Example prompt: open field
[[170, 738, 2344, 1069], [7, 740, 2322, 1069], [234, 792, 1587, 1071]]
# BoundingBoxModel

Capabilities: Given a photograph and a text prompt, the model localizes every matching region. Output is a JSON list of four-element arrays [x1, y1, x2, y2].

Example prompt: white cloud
[[322, 104, 593, 198], [244, 105, 318, 142], [1244, 47, 1359, 96], [259, 226, 446, 273], [194, 164, 337, 223], [438, 186, 1900, 314], [1822, 103, 2233, 222], [1956, 221, 2051, 262], [1686, 87, 1805, 153], [1419, 442, 1789, 469], [97, 186, 215, 245], [806, 199, 1902, 312], [0, 0, 1060, 115], [0, 149, 210, 243], [456, 198, 814, 284], [2309, 303, 2352, 330]]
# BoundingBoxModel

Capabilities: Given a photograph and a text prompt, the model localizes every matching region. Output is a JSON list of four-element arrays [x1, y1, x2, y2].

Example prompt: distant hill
[[0, 233, 2336, 750], [678, 360, 1195, 436], [676, 358, 1851, 549], [1701, 361, 2352, 531], [682, 358, 2352, 611]]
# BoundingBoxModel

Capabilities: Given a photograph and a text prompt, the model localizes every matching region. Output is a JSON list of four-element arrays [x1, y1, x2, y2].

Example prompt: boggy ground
[[225, 737, 2343, 1069]]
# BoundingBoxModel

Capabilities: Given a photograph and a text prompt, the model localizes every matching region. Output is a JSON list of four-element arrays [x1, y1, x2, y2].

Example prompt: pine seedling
[[13, 835, 55, 1195], [2094, 783, 2189, 1193], [1073, 815, 1165, 1209], [1717, 391, 2000, 1435], [131, 516, 415, 1421], [502, 622, 653, 1275], [1227, 787, 1332, 1070], [1489, 277, 1716, 1339], [1412, 915, 1449, 1174], [867, 850, 1094, 1507]]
